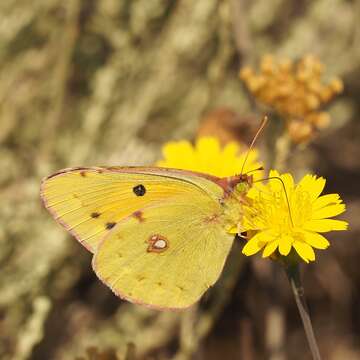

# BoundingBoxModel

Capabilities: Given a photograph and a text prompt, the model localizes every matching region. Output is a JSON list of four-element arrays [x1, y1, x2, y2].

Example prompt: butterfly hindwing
[[93, 200, 234, 309]]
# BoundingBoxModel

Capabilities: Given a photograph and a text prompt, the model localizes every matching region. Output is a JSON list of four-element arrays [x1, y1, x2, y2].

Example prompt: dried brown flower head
[[197, 108, 259, 146], [240, 55, 343, 143]]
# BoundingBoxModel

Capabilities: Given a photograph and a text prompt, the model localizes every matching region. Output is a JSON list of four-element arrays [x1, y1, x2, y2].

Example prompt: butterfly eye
[[133, 184, 146, 196]]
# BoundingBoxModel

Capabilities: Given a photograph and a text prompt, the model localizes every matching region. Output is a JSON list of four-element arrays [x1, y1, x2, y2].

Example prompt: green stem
[[285, 264, 321, 360]]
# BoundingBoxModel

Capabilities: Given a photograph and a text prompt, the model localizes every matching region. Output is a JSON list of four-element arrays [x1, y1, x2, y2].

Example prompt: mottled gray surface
[[0, 1, 359, 359]]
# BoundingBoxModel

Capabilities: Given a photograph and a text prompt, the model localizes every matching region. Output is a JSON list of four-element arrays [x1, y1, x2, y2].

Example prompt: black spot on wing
[[133, 184, 146, 196], [105, 222, 116, 230], [91, 212, 100, 218]]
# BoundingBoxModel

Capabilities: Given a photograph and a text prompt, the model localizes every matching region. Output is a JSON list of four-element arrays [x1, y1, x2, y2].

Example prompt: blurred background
[[0, 0, 359, 359]]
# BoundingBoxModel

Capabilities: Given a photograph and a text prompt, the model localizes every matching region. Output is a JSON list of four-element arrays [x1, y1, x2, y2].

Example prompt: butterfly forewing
[[40, 167, 225, 253]]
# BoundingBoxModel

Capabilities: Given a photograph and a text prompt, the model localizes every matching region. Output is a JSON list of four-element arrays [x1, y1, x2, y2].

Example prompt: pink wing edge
[[40, 169, 95, 253]]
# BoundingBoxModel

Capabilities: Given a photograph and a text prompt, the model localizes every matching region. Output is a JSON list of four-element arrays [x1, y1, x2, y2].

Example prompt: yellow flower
[[157, 137, 262, 178], [242, 170, 348, 262]]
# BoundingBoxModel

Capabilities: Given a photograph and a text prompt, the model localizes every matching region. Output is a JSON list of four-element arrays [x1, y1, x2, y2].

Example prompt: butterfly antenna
[[244, 166, 264, 176], [240, 115, 268, 175], [253, 176, 294, 227]]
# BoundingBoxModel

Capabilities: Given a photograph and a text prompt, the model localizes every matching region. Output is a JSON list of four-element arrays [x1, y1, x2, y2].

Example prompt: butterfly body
[[41, 166, 250, 309]]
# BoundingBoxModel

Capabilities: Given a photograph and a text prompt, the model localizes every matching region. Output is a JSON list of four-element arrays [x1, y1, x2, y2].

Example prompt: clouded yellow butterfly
[[40, 166, 251, 310]]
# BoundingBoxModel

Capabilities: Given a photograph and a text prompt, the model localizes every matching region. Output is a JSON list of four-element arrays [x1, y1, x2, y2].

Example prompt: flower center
[[291, 188, 312, 227], [244, 186, 313, 237]]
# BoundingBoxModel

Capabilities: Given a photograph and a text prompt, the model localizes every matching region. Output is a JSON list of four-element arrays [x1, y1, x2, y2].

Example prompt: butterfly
[[40, 166, 252, 310]]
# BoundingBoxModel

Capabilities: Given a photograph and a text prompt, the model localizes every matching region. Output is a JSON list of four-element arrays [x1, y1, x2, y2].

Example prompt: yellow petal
[[268, 170, 282, 192], [220, 143, 242, 177], [157, 141, 196, 169], [269, 169, 280, 178], [196, 137, 220, 155], [157, 136, 262, 179], [312, 204, 346, 219], [223, 142, 240, 158], [293, 241, 315, 262], [262, 240, 279, 257], [163, 141, 193, 160], [227, 225, 238, 234], [242, 230, 274, 255], [304, 219, 349, 232], [313, 194, 341, 210], [247, 183, 267, 199], [298, 175, 326, 201], [278, 235, 293, 255], [311, 177, 326, 200], [302, 232, 330, 249], [242, 237, 264, 256], [282, 173, 295, 192], [297, 174, 313, 190]]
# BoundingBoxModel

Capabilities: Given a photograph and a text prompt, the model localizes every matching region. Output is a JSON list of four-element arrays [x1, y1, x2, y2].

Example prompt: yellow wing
[[40, 166, 225, 252], [92, 200, 235, 310]]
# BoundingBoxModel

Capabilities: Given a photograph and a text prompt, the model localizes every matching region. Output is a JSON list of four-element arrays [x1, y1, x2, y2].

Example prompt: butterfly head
[[234, 174, 253, 194], [218, 173, 253, 236], [220, 173, 253, 196]]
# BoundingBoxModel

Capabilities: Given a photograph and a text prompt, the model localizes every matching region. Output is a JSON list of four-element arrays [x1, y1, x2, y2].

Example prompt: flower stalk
[[285, 263, 322, 360]]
